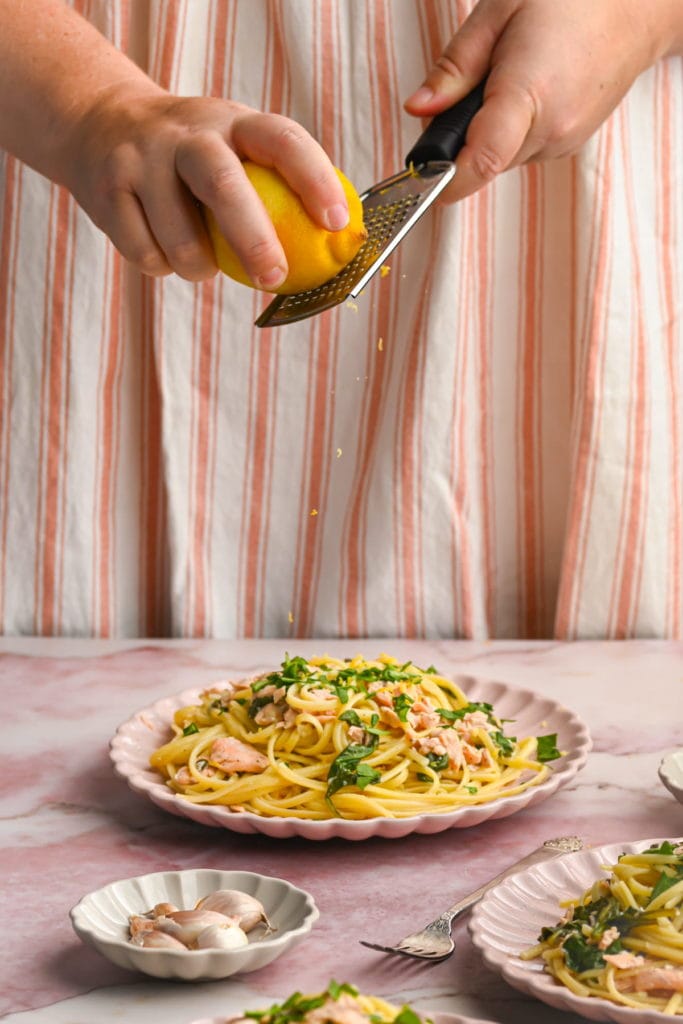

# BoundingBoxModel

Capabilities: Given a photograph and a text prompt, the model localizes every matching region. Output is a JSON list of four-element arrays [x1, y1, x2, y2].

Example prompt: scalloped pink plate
[[469, 837, 683, 1024], [189, 1013, 498, 1024], [110, 675, 591, 841]]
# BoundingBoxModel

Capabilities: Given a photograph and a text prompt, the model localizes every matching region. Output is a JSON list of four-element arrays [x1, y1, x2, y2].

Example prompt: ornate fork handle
[[431, 835, 584, 931]]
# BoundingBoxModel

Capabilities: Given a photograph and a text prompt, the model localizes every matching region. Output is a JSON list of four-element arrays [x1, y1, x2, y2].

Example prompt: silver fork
[[359, 836, 584, 961]]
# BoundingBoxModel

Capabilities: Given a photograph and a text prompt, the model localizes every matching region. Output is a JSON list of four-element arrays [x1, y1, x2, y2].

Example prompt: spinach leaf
[[492, 730, 516, 757], [562, 934, 605, 973], [355, 763, 381, 789], [327, 981, 358, 1000], [393, 693, 414, 721], [248, 694, 274, 719], [393, 1009, 422, 1024], [436, 701, 494, 723], [338, 709, 362, 729], [649, 867, 683, 903], [326, 737, 379, 797], [536, 733, 561, 762]]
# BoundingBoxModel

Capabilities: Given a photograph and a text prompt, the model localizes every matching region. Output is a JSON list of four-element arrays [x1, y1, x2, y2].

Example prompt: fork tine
[[358, 940, 397, 954], [358, 939, 454, 961], [397, 947, 452, 960]]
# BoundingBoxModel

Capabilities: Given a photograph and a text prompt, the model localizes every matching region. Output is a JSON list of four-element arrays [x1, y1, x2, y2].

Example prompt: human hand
[[404, 0, 683, 201], [63, 87, 350, 284]]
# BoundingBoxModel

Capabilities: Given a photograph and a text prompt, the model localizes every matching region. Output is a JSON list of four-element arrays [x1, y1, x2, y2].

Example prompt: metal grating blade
[[255, 160, 455, 328]]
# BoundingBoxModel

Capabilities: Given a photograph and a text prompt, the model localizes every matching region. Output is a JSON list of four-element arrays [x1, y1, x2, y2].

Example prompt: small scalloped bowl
[[659, 749, 683, 804], [70, 868, 319, 981]]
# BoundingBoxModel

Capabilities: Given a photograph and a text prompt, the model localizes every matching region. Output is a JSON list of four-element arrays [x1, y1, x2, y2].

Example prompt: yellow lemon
[[205, 161, 367, 294]]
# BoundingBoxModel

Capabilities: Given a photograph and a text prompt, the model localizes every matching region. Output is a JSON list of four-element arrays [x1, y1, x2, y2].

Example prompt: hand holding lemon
[[205, 161, 367, 295]]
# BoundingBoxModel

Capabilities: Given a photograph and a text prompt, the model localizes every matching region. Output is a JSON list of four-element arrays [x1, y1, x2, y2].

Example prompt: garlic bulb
[[195, 922, 249, 950], [156, 909, 234, 945], [133, 930, 187, 950], [196, 889, 273, 933]]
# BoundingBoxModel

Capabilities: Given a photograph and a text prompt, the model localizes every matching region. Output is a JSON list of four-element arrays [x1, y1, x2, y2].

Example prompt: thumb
[[404, 0, 517, 115]]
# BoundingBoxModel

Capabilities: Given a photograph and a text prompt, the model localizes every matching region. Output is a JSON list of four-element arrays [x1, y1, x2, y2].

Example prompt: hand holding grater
[[255, 80, 485, 329]]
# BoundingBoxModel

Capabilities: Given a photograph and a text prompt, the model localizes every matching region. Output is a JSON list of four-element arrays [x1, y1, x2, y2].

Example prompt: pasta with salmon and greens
[[149, 654, 561, 820], [231, 980, 430, 1024], [522, 840, 683, 1016]]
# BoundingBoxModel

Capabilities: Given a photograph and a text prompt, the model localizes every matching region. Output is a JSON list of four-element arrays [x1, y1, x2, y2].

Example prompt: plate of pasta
[[110, 653, 590, 840], [469, 838, 683, 1023], [187, 981, 498, 1024]]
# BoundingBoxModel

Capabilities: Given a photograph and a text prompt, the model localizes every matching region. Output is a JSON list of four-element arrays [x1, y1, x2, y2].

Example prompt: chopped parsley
[[646, 840, 678, 856], [182, 722, 199, 736], [436, 701, 494, 723], [251, 653, 314, 693], [338, 709, 386, 737]]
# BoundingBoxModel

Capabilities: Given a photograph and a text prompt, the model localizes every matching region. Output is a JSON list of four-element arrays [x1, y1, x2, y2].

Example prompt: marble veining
[[1, 639, 682, 1024]]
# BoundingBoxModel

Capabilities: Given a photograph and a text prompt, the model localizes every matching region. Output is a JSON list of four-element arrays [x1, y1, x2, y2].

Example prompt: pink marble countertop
[[1, 638, 682, 1024]]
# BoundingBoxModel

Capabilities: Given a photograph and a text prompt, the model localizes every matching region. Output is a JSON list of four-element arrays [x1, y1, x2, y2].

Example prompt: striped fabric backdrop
[[1, 0, 683, 639]]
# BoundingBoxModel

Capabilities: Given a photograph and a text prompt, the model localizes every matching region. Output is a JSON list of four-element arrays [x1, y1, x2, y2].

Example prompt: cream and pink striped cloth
[[1, 0, 682, 639]]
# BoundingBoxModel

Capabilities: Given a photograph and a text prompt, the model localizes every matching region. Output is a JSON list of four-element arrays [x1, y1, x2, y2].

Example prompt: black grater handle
[[405, 79, 486, 167]]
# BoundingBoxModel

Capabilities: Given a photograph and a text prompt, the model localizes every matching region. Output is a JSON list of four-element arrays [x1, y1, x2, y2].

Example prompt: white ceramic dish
[[469, 837, 683, 1024], [70, 868, 318, 981], [190, 1013, 497, 1024], [659, 750, 683, 804], [110, 675, 591, 841]]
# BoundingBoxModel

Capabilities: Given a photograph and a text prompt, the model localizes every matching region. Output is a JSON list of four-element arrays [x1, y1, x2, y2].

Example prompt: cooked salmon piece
[[603, 951, 645, 970], [306, 993, 370, 1024], [209, 737, 269, 773], [408, 699, 441, 732], [616, 965, 683, 993], [253, 702, 284, 726], [598, 927, 620, 950], [174, 766, 194, 786]]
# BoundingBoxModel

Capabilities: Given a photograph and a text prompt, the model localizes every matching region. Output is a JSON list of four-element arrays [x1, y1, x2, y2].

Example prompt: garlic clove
[[129, 915, 158, 939], [152, 901, 178, 918], [132, 930, 188, 950], [155, 909, 234, 945], [195, 922, 249, 950], [196, 889, 273, 933]]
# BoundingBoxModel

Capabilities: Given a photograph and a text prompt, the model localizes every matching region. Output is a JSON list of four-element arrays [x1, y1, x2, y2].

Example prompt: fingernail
[[407, 85, 435, 106], [325, 203, 349, 231], [257, 265, 287, 289]]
